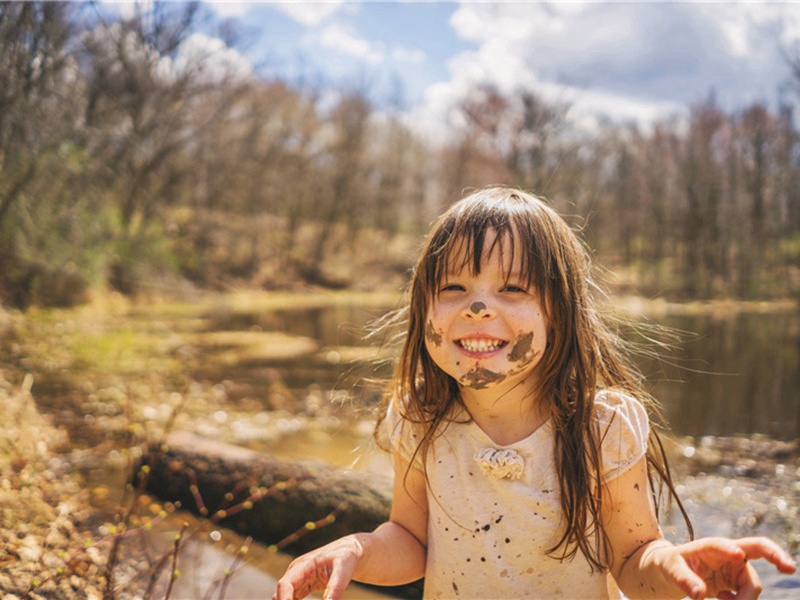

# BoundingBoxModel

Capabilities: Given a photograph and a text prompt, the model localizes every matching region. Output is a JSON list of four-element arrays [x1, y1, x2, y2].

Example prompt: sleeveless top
[[385, 390, 649, 599]]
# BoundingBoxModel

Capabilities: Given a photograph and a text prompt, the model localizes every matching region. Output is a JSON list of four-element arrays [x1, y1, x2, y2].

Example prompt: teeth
[[459, 339, 504, 353]]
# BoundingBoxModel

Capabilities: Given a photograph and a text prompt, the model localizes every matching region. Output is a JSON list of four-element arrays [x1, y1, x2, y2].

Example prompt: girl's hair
[[376, 185, 690, 571]]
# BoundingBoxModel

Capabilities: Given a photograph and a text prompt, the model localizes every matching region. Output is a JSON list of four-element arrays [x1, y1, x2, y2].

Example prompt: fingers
[[667, 561, 707, 600], [685, 537, 748, 565], [323, 562, 353, 600], [735, 537, 798, 574], [732, 561, 763, 600], [272, 578, 297, 600], [657, 551, 707, 600], [273, 557, 329, 600]]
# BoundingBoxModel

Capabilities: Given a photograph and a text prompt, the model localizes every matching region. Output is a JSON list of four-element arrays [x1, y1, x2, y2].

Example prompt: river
[[21, 294, 800, 598]]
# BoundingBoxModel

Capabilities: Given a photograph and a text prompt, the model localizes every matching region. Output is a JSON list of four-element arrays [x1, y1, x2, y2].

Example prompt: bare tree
[[0, 2, 78, 230]]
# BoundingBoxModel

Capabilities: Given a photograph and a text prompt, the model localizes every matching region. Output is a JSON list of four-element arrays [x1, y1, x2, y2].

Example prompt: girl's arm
[[603, 457, 796, 599], [272, 451, 428, 600]]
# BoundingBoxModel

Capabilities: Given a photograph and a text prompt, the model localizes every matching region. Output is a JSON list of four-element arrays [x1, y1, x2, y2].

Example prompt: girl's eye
[[501, 284, 528, 293], [441, 283, 465, 292]]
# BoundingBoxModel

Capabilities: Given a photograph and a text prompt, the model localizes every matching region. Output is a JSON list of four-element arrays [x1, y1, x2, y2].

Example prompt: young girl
[[273, 187, 795, 600]]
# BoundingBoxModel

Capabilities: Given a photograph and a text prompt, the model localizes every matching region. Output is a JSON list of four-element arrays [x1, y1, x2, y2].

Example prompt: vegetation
[[1, 1, 799, 309]]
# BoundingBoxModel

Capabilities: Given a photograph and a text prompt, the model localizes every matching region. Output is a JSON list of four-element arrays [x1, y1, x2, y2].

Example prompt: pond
[[185, 300, 800, 597], [20, 295, 800, 597], [201, 302, 800, 444], [638, 310, 800, 441]]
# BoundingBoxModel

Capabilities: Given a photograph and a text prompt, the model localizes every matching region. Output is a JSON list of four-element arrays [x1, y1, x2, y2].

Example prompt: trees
[[0, 2, 89, 306], [1, 2, 799, 306]]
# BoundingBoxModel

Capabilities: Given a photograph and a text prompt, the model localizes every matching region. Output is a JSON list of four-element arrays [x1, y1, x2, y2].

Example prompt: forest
[[1, 0, 799, 305]]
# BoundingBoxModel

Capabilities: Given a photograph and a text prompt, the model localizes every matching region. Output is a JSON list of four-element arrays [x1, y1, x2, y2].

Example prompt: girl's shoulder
[[594, 388, 649, 427], [593, 388, 651, 481], [381, 396, 430, 468]]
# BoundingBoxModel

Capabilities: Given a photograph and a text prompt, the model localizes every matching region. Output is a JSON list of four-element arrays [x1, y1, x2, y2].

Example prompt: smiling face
[[424, 229, 548, 396]]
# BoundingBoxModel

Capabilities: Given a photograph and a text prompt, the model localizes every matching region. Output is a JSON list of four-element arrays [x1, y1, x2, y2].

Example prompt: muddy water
[[642, 311, 800, 441], [205, 304, 800, 443], [24, 298, 800, 597], [191, 303, 800, 597], [165, 301, 799, 596]]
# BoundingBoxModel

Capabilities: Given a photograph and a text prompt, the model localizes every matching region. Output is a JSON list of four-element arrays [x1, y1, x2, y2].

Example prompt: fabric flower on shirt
[[475, 447, 524, 479]]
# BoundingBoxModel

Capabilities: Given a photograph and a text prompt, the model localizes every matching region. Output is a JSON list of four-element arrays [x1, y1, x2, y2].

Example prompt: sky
[[104, 1, 800, 132]]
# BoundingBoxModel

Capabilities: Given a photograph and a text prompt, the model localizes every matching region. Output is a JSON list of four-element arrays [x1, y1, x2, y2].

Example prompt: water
[[194, 301, 800, 597], [23, 298, 800, 597], [640, 311, 800, 441], [204, 303, 800, 443]]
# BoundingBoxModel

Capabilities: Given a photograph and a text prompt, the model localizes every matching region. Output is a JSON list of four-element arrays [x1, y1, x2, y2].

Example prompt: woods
[[1, 1, 800, 308]]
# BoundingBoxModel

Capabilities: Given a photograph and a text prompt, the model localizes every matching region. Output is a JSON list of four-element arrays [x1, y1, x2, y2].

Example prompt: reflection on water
[[641, 311, 800, 441], [197, 302, 800, 595], [208, 303, 800, 442], [200, 304, 395, 409]]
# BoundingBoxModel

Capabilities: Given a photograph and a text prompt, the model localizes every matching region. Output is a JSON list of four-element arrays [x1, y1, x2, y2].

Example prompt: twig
[[209, 478, 301, 523], [217, 536, 252, 600], [142, 548, 173, 600], [163, 523, 188, 600], [186, 467, 208, 516], [268, 501, 349, 553], [103, 463, 152, 599]]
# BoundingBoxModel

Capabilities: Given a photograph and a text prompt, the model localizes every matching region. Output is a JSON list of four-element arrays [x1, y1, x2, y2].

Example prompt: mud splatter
[[425, 320, 443, 347], [507, 331, 534, 362], [461, 367, 506, 389], [469, 301, 486, 314]]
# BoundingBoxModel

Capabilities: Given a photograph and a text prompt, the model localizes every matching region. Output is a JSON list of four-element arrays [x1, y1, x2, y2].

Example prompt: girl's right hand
[[272, 535, 365, 600]]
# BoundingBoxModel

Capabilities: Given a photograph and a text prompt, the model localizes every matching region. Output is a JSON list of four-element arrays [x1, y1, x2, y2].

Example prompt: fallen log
[[136, 432, 424, 597], [137, 431, 392, 553]]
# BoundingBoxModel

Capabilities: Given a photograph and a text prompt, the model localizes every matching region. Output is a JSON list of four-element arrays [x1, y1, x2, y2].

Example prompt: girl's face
[[424, 230, 548, 394]]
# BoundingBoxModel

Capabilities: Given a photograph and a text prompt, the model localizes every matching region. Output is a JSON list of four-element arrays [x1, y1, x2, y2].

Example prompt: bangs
[[424, 193, 548, 298]]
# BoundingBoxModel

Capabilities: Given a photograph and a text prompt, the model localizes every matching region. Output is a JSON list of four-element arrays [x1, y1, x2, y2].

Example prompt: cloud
[[392, 46, 425, 65], [432, 1, 800, 129], [273, 1, 345, 27], [317, 23, 385, 65], [204, 1, 253, 18], [173, 32, 253, 83]]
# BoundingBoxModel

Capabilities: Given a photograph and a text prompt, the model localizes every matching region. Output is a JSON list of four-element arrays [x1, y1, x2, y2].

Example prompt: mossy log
[[137, 433, 424, 597], [137, 432, 392, 555]]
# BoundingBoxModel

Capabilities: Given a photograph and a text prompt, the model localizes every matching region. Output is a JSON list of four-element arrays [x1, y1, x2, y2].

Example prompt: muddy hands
[[666, 536, 796, 599]]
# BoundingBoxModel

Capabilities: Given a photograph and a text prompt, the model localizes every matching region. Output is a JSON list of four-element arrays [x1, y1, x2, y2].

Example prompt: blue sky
[[105, 1, 800, 131], [221, 2, 475, 109]]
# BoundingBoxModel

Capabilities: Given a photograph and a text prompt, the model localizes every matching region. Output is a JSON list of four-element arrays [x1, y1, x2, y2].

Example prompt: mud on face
[[507, 331, 534, 363], [425, 320, 443, 348], [460, 367, 507, 390]]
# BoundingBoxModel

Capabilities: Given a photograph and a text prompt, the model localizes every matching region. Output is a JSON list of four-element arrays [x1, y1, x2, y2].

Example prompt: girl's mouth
[[457, 338, 508, 353]]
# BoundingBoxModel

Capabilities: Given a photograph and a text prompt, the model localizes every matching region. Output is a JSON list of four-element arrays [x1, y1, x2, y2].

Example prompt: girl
[[273, 187, 795, 600]]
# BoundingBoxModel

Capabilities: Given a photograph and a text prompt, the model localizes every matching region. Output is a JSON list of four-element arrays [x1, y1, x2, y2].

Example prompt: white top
[[386, 390, 650, 600]]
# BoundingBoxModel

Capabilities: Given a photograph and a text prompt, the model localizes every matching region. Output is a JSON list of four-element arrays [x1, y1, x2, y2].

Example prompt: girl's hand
[[272, 536, 364, 600], [658, 536, 796, 599]]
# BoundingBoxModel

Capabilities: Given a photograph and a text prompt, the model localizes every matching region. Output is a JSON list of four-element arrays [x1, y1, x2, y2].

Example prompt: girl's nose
[[462, 300, 495, 320]]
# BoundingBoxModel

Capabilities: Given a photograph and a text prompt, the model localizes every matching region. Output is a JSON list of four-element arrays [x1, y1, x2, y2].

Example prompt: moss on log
[[137, 432, 392, 555]]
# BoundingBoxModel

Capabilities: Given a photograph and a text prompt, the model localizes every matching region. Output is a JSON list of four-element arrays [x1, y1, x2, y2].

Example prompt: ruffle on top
[[594, 389, 650, 481]]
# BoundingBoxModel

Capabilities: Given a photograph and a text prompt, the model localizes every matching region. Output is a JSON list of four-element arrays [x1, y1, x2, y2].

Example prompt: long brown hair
[[376, 186, 690, 571]]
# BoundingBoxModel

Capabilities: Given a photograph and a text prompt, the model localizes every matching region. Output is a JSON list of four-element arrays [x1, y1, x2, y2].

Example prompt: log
[[137, 431, 392, 554], [137, 432, 424, 597]]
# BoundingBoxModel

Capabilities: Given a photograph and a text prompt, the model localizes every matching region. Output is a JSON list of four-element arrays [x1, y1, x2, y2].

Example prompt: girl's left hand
[[662, 536, 796, 599]]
